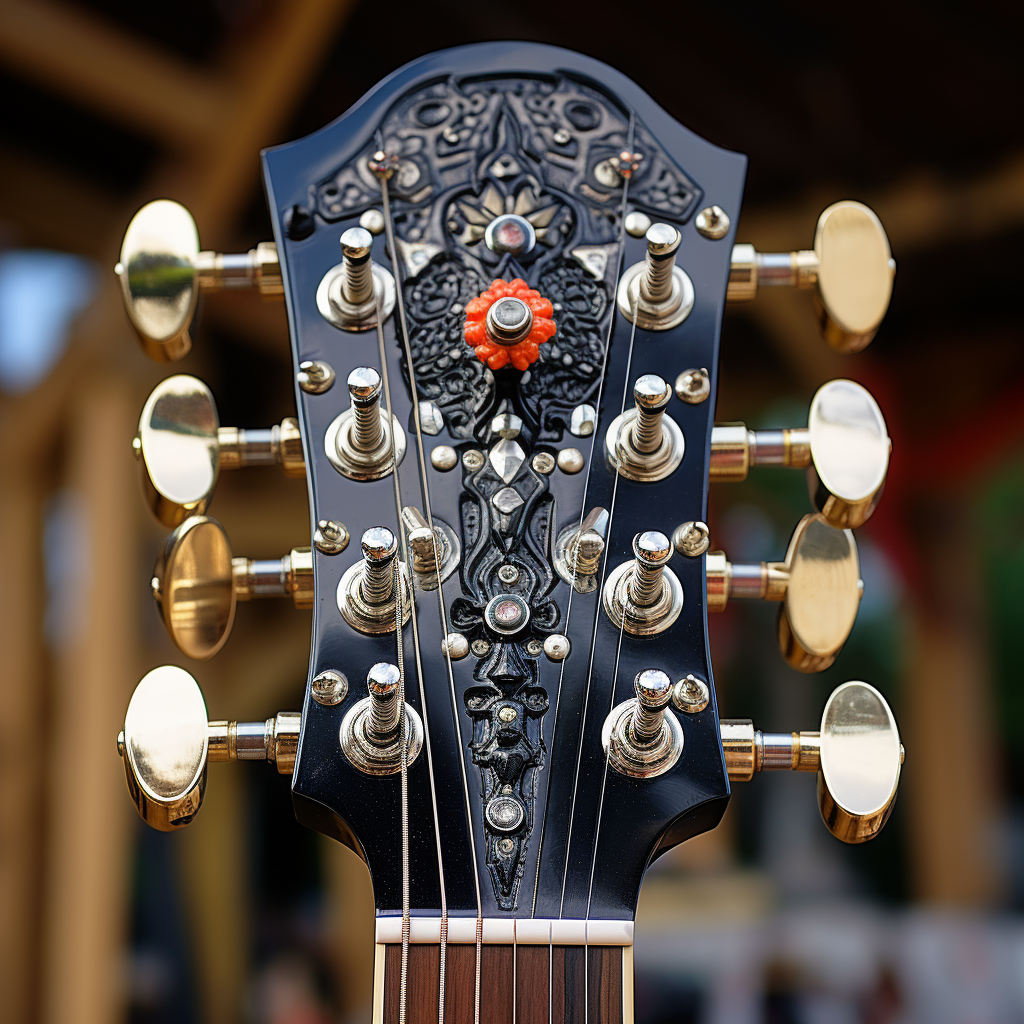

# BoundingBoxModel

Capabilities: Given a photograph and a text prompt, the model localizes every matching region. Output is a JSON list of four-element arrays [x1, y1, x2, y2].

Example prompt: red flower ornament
[[464, 278, 556, 371]]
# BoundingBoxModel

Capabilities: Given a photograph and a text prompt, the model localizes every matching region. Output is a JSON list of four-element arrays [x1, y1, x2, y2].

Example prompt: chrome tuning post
[[134, 375, 305, 527], [603, 669, 684, 778], [317, 227, 397, 331], [340, 662, 424, 775], [605, 374, 685, 482], [706, 513, 861, 672], [603, 531, 684, 636], [117, 200, 282, 361], [400, 506, 460, 587], [617, 223, 694, 330], [118, 666, 299, 830], [722, 680, 903, 843], [337, 527, 413, 635], [728, 201, 895, 353], [554, 507, 609, 593], [151, 516, 312, 660], [711, 379, 890, 528], [325, 367, 407, 480]]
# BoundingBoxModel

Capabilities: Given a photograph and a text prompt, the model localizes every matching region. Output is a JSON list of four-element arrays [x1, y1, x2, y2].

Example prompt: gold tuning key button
[[710, 379, 890, 529], [721, 680, 903, 843], [116, 199, 282, 361], [706, 513, 861, 672], [728, 201, 895, 353], [151, 516, 313, 660], [117, 665, 299, 831], [135, 375, 305, 527]]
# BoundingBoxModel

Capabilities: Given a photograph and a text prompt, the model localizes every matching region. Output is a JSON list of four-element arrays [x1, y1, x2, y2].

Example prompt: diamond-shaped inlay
[[489, 439, 525, 483], [492, 487, 524, 514]]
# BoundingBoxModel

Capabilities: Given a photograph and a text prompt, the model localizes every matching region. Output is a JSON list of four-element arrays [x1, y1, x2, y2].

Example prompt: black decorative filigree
[[311, 70, 706, 910], [449, 446, 559, 909]]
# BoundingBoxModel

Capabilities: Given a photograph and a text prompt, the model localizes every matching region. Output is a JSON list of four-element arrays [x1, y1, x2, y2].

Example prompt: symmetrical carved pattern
[[312, 72, 703, 910], [450, 452, 559, 909]]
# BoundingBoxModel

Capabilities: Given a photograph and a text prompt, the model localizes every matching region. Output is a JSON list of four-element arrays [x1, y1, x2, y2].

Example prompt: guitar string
[[579, 307, 638, 1024], [372, 293, 415, 1024], [529, 159, 633, 922], [379, 172, 485, 1024], [539, 113, 636, 1024]]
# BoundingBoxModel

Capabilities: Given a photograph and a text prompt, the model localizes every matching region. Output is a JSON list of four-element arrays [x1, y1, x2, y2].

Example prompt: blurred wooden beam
[[0, 466, 48, 1024], [39, 375, 140, 1024], [0, 147, 121, 258], [0, 0, 232, 150]]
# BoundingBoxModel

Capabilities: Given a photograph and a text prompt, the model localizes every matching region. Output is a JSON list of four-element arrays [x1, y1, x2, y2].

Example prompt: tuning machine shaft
[[706, 513, 861, 672], [117, 666, 298, 831], [340, 663, 424, 775], [152, 516, 312, 660], [616, 223, 694, 330], [337, 527, 413, 635], [723, 680, 902, 843], [605, 374, 684, 482], [117, 200, 282, 361], [603, 669, 684, 778], [316, 227, 397, 331], [728, 201, 895, 352], [603, 531, 684, 636], [711, 379, 890, 528], [134, 375, 305, 527]]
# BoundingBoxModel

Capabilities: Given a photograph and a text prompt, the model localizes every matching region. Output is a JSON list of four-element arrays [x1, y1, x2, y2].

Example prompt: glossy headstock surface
[[262, 42, 746, 919]]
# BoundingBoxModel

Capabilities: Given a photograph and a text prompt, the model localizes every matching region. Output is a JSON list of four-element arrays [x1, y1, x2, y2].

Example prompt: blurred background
[[1, 1, 1023, 1022]]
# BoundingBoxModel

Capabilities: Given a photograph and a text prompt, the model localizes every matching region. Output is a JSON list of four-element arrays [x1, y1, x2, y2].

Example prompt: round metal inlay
[[485, 214, 536, 257], [484, 593, 531, 636], [486, 296, 533, 345], [485, 795, 526, 833]]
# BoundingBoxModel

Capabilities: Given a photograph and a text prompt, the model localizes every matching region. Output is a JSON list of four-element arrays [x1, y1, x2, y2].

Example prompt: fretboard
[[376, 942, 630, 1024]]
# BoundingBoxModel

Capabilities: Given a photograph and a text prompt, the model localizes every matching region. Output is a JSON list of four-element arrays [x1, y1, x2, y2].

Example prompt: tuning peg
[[722, 680, 902, 843], [603, 669, 684, 778], [728, 201, 895, 353], [134, 375, 305, 528], [117, 665, 299, 831], [152, 516, 312, 660], [338, 527, 414, 635], [316, 227, 397, 331], [605, 374, 685, 482], [705, 513, 861, 672], [711, 379, 890, 528], [603, 531, 684, 636], [340, 662, 424, 775], [116, 200, 282, 361], [616, 223, 694, 330]]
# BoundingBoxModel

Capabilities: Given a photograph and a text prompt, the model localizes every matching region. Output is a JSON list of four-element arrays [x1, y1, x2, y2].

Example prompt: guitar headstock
[[117, 43, 901, 937]]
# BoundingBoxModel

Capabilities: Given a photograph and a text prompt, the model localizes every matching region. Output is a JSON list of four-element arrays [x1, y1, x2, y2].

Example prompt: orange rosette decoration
[[463, 278, 556, 371]]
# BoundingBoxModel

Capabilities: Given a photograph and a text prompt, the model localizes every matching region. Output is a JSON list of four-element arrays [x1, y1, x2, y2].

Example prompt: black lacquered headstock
[[262, 42, 746, 920]]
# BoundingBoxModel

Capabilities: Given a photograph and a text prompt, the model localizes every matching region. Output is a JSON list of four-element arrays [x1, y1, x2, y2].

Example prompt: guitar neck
[[375, 939, 632, 1024]]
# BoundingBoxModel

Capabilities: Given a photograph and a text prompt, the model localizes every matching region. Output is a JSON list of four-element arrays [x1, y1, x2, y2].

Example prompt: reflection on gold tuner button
[[721, 680, 903, 843], [136, 374, 304, 528], [151, 515, 312, 660], [119, 665, 298, 831], [710, 378, 890, 529], [706, 513, 862, 673], [728, 200, 895, 353], [116, 199, 281, 361]]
